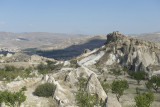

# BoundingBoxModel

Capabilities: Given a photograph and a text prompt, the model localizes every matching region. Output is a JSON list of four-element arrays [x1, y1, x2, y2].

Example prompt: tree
[[150, 76, 160, 92], [111, 80, 129, 101], [135, 92, 154, 107], [146, 76, 160, 92], [133, 71, 146, 85]]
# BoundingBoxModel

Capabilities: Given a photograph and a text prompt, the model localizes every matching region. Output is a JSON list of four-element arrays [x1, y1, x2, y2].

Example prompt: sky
[[0, 0, 160, 35]]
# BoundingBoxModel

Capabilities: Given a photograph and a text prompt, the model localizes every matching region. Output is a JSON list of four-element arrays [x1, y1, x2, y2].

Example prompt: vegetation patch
[[0, 89, 26, 107], [100, 81, 110, 94], [111, 79, 129, 102], [135, 91, 154, 107], [37, 60, 61, 74], [75, 77, 103, 107], [0, 65, 34, 82], [145, 75, 160, 92], [34, 83, 55, 97]]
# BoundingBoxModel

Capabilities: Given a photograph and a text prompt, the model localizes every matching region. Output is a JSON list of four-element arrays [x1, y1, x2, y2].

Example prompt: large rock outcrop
[[78, 31, 160, 72], [104, 31, 160, 71]]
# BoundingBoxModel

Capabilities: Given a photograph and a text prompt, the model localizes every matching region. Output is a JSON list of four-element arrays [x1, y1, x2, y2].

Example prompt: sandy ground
[[23, 80, 57, 107]]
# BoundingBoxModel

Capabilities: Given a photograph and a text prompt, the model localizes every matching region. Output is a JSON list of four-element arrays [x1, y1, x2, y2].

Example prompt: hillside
[[0, 32, 160, 107]]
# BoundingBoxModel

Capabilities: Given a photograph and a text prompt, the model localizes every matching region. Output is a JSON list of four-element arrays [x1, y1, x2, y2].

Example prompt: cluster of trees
[[0, 88, 26, 107], [0, 65, 34, 81], [110, 68, 149, 85], [109, 68, 157, 107], [34, 83, 55, 97]]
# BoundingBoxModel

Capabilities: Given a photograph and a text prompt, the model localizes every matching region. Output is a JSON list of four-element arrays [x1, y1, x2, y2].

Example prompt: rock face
[[52, 83, 72, 106], [104, 31, 160, 71], [65, 65, 97, 85], [85, 73, 107, 101]]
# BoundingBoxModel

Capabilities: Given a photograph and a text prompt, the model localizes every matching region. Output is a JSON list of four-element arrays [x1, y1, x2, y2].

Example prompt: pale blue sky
[[0, 0, 160, 34]]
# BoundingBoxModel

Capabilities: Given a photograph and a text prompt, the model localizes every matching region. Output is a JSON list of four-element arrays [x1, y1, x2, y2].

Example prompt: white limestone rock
[[85, 73, 107, 101]]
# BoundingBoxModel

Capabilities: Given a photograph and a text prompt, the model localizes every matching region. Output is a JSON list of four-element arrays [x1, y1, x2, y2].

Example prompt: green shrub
[[132, 71, 147, 85], [0, 90, 26, 107], [34, 83, 55, 97], [0, 65, 34, 81], [21, 86, 27, 91], [37, 63, 48, 71], [14, 90, 26, 106], [135, 92, 154, 107]]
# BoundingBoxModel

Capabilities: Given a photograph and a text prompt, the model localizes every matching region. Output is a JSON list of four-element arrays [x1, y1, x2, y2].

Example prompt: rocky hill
[[77, 31, 160, 72]]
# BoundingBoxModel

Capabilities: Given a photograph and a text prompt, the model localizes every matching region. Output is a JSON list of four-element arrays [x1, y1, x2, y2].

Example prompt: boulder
[[52, 81, 75, 106], [85, 73, 107, 101]]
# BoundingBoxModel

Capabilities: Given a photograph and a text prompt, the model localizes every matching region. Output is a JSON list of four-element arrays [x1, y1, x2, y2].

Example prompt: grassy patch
[[0, 65, 34, 82]]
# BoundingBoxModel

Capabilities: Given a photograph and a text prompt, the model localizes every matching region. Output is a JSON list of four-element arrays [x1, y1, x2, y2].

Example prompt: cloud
[[0, 21, 7, 26]]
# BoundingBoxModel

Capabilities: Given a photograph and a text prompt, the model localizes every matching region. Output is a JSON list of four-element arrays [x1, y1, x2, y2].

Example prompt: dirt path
[[22, 82, 49, 107]]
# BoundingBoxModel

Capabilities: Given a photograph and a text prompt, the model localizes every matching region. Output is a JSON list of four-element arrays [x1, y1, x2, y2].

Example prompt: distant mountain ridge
[[0, 32, 88, 49]]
